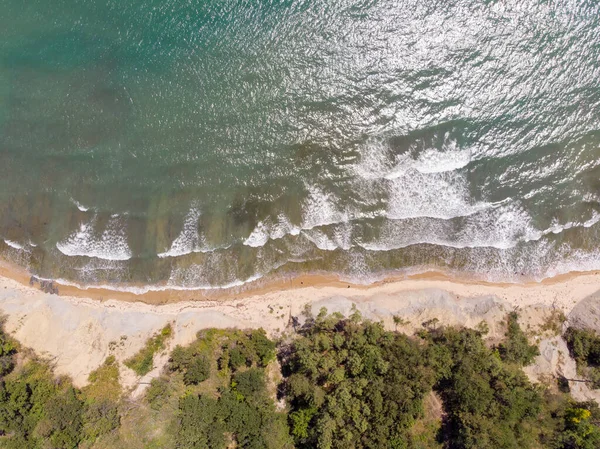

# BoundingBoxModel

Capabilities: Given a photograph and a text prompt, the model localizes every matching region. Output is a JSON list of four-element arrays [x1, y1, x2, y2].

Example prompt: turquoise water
[[1, 0, 600, 291]]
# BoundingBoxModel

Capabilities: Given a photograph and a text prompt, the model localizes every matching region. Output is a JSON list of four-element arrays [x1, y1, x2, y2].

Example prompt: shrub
[[233, 368, 266, 400], [249, 329, 276, 366], [565, 327, 600, 367], [496, 312, 540, 365], [43, 387, 85, 449], [229, 347, 247, 371], [125, 324, 173, 376], [85, 355, 121, 402], [82, 399, 119, 440], [184, 356, 211, 385], [176, 394, 226, 449], [146, 377, 170, 410]]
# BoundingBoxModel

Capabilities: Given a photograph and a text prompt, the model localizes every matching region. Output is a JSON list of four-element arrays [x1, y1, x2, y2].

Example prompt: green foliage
[[282, 315, 434, 449], [232, 368, 266, 400], [174, 368, 291, 449], [169, 345, 192, 372], [82, 399, 120, 440], [168, 328, 293, 449], [0, 324, 122, 448], [564, 327, 600, 388], [289, 407, 316, 439], [0, 324, 17, 378], [565, 327, 600, 367], [553, 403, 600, 449], [229, 346, 247, 371], [85, 355, 121, 402], [176, 394, 226, 449], [146, 377, 170, 411], [496, 312, 540, 366], [183, 355, 211, 385], [430, 327, 542, 449], [38, 387, 84, 449], [125, 324, 173, 376], [3, 317, 600, 449], [249, 329, 277, 366]]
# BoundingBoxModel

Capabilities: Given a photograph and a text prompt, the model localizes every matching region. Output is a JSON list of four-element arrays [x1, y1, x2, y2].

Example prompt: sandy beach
[[1, 255, 600, 396]]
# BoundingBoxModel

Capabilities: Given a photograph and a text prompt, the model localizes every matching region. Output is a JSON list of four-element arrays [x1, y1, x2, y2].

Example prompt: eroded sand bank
[[2, 270, 600, 399]]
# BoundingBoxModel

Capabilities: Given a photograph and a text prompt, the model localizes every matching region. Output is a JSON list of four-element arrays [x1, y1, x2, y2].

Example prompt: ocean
[[1, 0, 600, 292]]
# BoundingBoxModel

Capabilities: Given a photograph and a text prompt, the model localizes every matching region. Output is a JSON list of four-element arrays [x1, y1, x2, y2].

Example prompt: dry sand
[[2, 266, 600, 398]]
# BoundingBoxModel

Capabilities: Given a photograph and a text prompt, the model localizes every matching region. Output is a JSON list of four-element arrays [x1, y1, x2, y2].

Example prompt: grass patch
[[125, 324, 173, 376], [539, 309, 567, 336], [84, 355, 121, 403]]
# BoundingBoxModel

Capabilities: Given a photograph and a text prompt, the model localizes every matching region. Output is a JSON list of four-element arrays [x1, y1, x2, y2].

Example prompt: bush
[[177, 394, 226, 449], [249, 329, 276, 366], [125, 324, 173, 376], [496, 312, 540, 365], [184, 356, 211, 385], [565, 327, 600, 367], [146, 377, 170, 410], [432, 327, 542, 449], [555, 405, 600, 449], [233, 368, 266, 400], [282, 316, 433, 449], [169, 345, 192, 372], [83, 399, 119, 440], [43, 387, 85, 449], [85, 355, 121, 402], [229, 347, 247, 371]]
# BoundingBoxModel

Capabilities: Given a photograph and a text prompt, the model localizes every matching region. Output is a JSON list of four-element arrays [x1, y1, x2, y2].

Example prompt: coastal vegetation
[[564, 327, 600, 388], [0, 313, 599, 448], [124, 324, 173, 376]]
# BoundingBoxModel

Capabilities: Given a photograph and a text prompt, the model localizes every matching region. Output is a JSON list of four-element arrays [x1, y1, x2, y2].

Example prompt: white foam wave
[[360, 202, 540, 251], [542, 211, 600, 237], [302, 185, 349, 230], [385, 170, 491, 221], [411, 141, 472, 174], [56, 216, 132, 261], [44, 272, 266, 295], [244, 215, 301, 247], [542, 248, 600, 280], [303, 221, 354, 251], [354, 138, 488, 221], [158, 206, 217, 258], [303, 229, 339, 251], [4, 239, 25, 250], [244, 186, 348, 248], [70, 198, 90, 212], [355, 134, 472, 178]]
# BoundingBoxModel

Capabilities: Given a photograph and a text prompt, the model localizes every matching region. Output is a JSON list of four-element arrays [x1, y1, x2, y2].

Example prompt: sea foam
[[3, 239, 25, 250], [56, 216, 132, 261], [158, 206, 211, 258]]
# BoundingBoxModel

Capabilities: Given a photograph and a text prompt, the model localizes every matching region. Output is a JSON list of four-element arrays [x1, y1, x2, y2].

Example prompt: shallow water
[[1, 0, 600, 290]]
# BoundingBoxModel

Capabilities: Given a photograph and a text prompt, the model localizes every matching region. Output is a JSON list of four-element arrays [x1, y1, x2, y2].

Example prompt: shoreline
[[2, 259, 600, 390], [1, 257, 597, 306]]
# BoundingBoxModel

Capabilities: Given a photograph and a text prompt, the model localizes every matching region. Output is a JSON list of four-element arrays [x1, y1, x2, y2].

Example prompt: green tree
[[41, 387, 84, 449], [176, 394, 226, 449], [496, 312, 540, 366], [556, 406, 600, 449], [233, 368, 266, 400], [184, 356, 211, 385], [229, 346, 247, 371]]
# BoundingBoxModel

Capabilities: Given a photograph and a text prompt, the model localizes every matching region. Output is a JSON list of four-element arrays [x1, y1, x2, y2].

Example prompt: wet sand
[[0, 257, 594, 306]]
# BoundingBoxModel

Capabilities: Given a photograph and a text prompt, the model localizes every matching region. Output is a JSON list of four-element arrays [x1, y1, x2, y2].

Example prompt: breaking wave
[[56, 216, 132, 261]]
